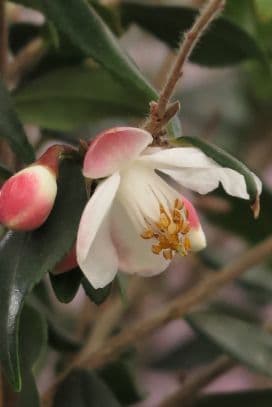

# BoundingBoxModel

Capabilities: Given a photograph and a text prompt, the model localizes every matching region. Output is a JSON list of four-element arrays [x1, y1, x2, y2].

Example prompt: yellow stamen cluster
[[141, 198, 191, 260]]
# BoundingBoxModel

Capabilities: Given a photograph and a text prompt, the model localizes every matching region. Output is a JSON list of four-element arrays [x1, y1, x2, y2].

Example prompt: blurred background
[[2, 0, 272, 406]]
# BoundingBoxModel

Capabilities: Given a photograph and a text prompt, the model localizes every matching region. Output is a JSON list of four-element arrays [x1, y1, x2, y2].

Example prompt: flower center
[[140, 198, 191, 260]]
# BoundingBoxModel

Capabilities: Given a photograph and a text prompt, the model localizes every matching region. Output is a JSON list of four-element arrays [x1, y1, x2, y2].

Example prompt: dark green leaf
[[241, 266, 272, 296], [176, 136, 260, 205], [53, 370, 121, 407], [16, 304, 47, 406], [0, 162, 13, 181], [255, 0, 272, 22], [29, 292, 82, 353], [13, 0, 156, 98], [194, 389, 272, 407], [13, 1, 181, 137], [151, 336, 221, 371], [99, 358, 144, 404], [0, 160, 87, 390], [224, 0, 257, 35], [50, 268, 83, 304], [0, 79, 34, 163], [48, 321, 82, 353], [188, 309, 272, 377], [14, 65, 150, 131], [121, 3, 264, 67], [82, 278, 112, 305], [88, 0, 123, 36]]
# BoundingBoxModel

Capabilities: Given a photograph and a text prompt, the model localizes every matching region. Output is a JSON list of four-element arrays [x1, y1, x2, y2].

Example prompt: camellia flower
[[0, 145, 65, 231], [77, 127, 261, 289]]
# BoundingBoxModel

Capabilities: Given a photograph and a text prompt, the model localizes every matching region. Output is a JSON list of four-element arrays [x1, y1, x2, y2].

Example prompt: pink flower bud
[[53, 245, 78, 274], [0, 145, 68, 231]]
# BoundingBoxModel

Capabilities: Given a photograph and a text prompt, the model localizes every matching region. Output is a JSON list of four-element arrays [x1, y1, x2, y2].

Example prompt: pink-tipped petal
[[83, 127, 152, 179], [0, 165, 57, 231], [182, 196, 206, 252]]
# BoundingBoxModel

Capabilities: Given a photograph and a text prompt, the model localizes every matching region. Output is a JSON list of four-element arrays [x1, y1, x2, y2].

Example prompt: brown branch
[[42, 235, 272, 406], [6, 37, 47, 87], [159, 355, 234, 407], [144, 0, 225, 135], [161, 320, 272, 407], [82, 235, 272, 370], [0, 0, 7, 77], [76, 277, 145, 362]]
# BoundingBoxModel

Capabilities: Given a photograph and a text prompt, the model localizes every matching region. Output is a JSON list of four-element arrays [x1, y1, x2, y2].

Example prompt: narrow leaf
[[53, 370, 121, 407], [50, 268, 83, 304], [188, 309, 272, 377], [13, 0, 156, 98], [194, 389, 272, 407], [99, 358, 144, 405], [29, 293, 82, 353], [14, 65, 151, 131], [0, 79, 34, 163], [0, 160, 87, 390], [121, 3, 265, 67], [82, 278, 112, 305], [17, 304, 47, 406]]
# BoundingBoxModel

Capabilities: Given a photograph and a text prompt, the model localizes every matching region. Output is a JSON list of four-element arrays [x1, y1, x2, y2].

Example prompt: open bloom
[[77, 127, 261, 289]]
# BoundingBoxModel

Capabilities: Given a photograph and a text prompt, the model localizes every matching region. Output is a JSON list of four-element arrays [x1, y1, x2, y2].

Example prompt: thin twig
[[159, 355, 234, 407], [42, 235, 272, 406], [76, 277, 145, 361], [81, 235, 272, 370], [161, 320, 272, 407], [0, 0, 7, 77], [6, 37, 47, 87], [144, 0, 225, 135]]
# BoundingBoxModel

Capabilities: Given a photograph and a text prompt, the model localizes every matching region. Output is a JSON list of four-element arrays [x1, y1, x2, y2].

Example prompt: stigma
[[141, 198, 191, 260]]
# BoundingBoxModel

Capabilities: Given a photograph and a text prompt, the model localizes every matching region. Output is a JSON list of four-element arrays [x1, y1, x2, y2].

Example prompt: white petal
[[164, 167, 249, 198], [139, 147, 257, 199], [139, 147, 213, 169], [111, 201, 170, 276], [76, 173, 120, 287], [79, 214, 118, 288], [117, 164, 180, 231]]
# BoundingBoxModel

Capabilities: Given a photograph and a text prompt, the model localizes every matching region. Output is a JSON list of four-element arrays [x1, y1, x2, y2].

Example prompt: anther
[[181, 222, 190, 234], [141, 229, 154, 239], [141, 199, 191, 260], [184, 236, 191, 251], [152, 244, 162, 255], [160, 213, 170, 229], [168, 222, 178, 234], [175, 198, 184, 210], [163, 249, 173, 260]]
